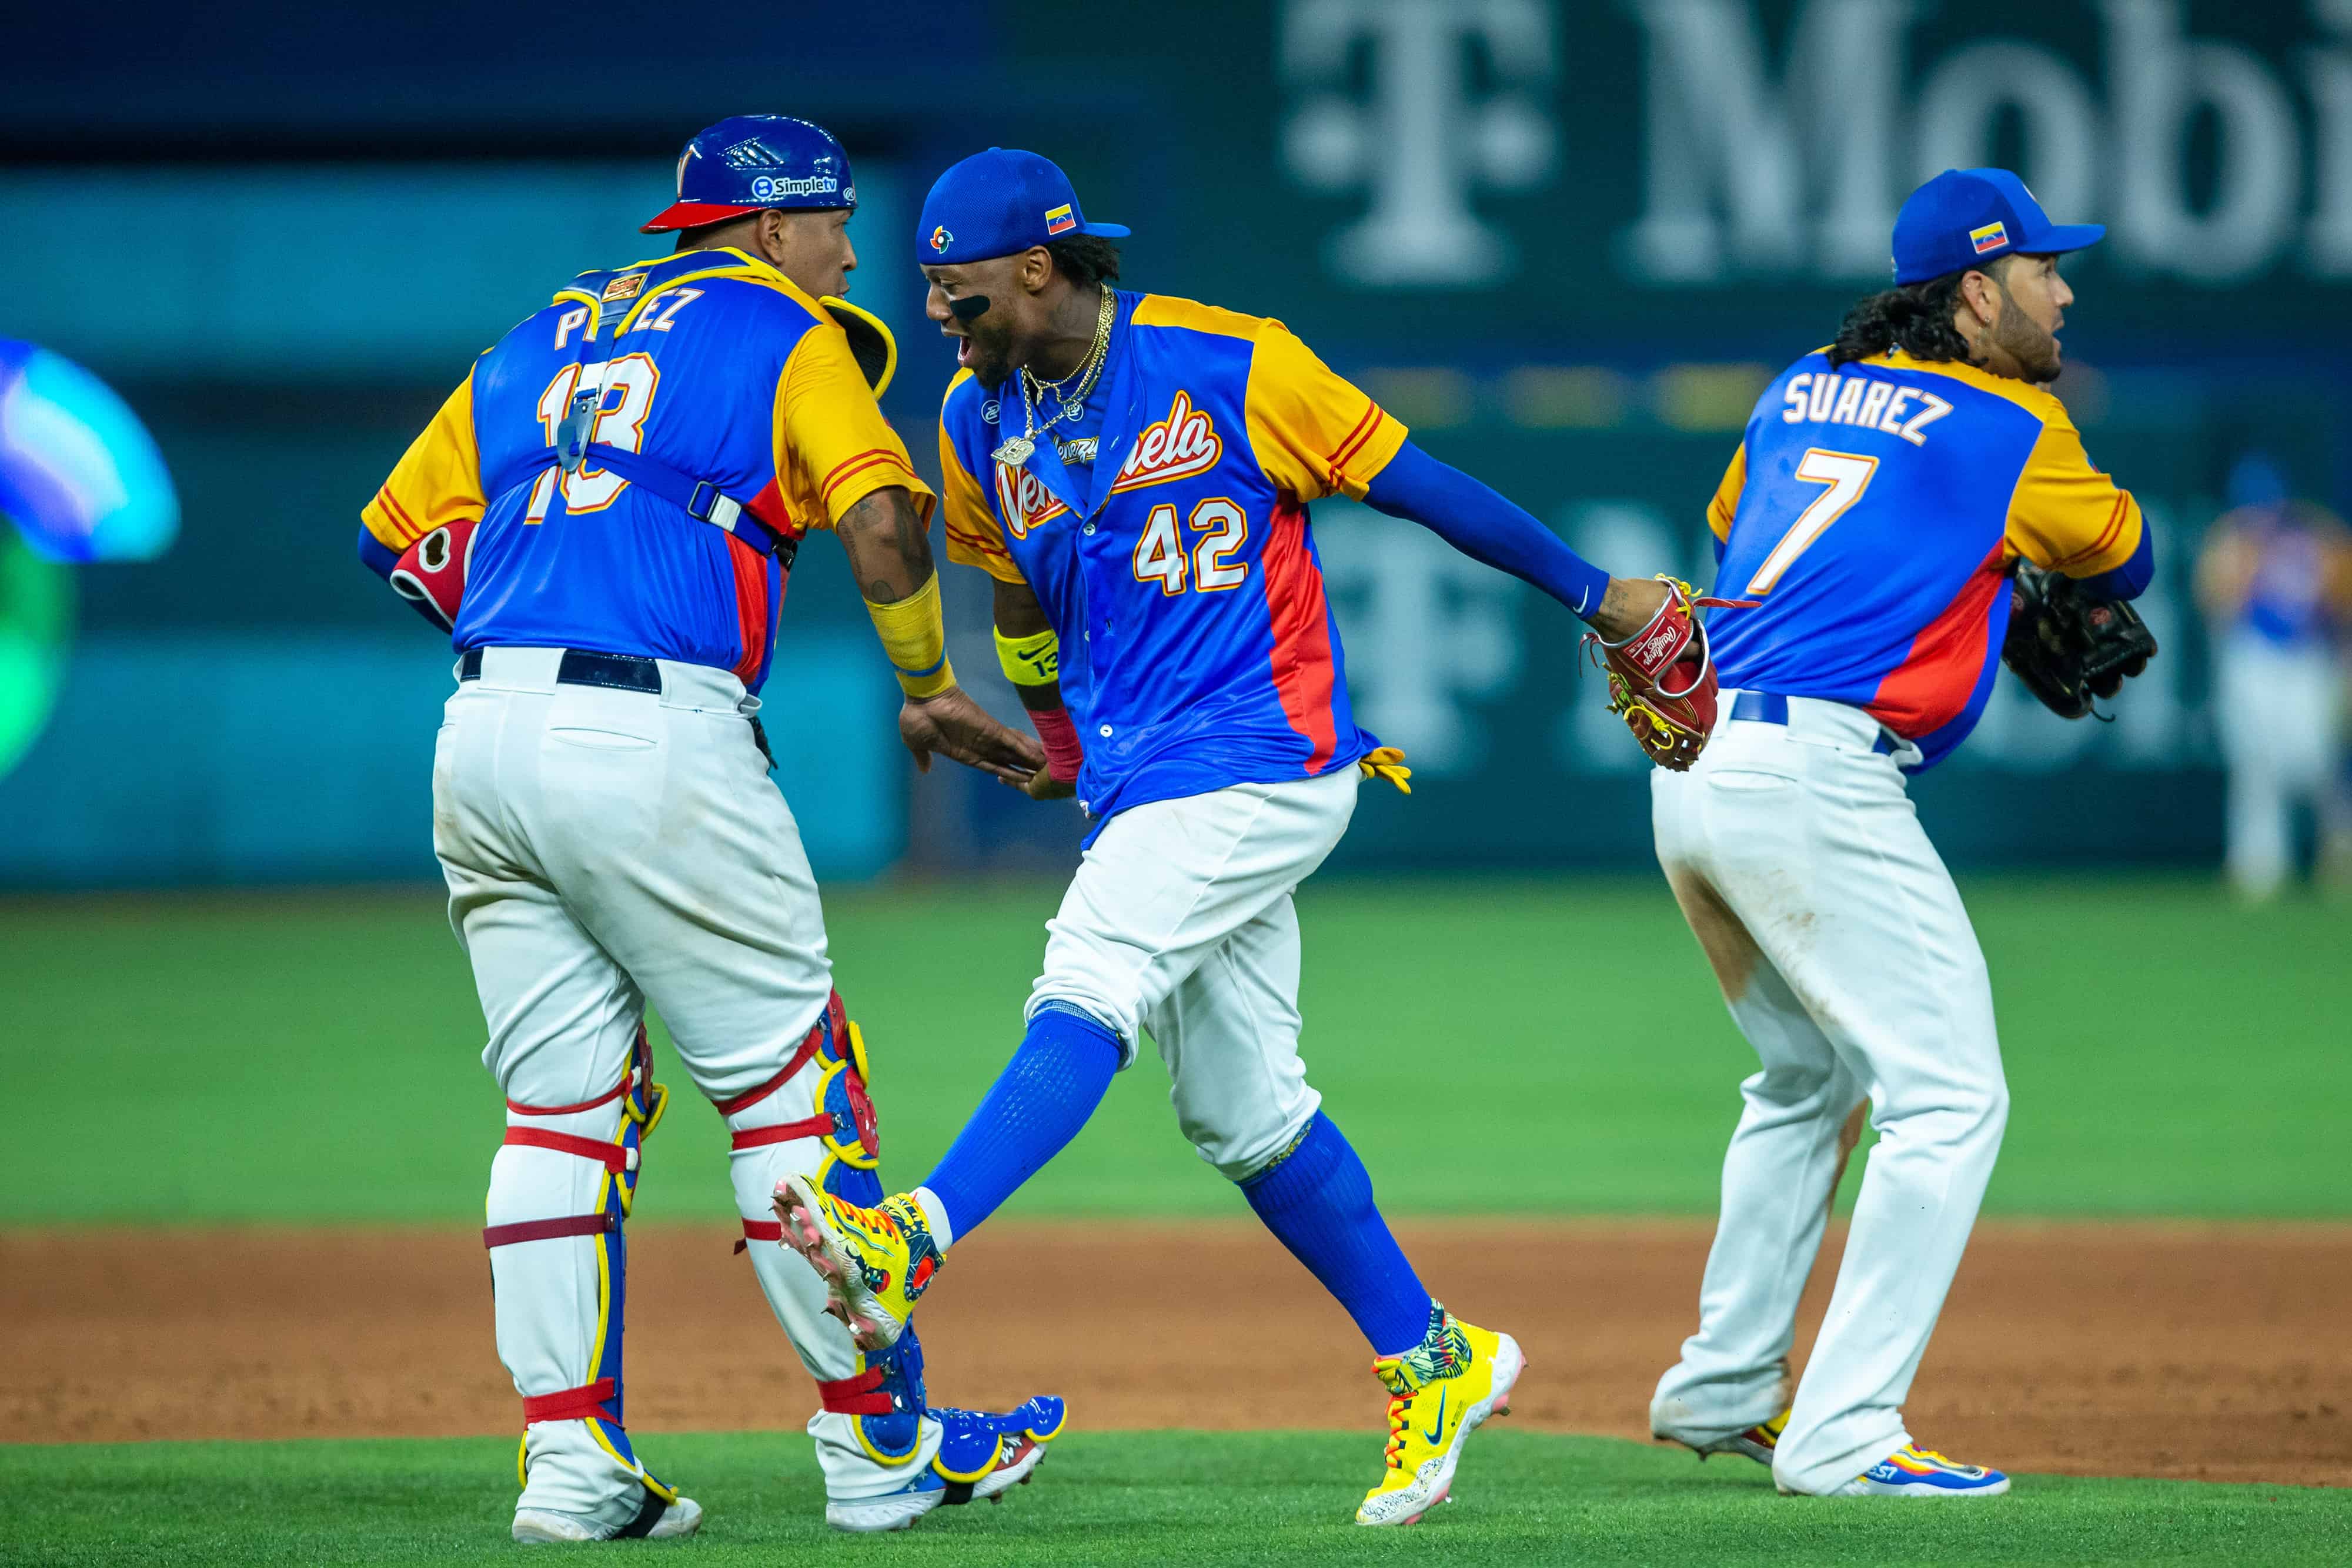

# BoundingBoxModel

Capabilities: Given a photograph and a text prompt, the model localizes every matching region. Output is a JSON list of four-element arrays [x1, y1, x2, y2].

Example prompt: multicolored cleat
[[826, 1398, 1068, 1533], [1355, 1304, 1525, 1527], [1815, 1443, 2011, 1498], [773, 1177, 940, 1351], [1655, 1405, 1789, 1467]]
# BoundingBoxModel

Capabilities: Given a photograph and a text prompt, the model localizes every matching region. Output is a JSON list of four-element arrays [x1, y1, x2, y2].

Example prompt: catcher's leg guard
[[486, 1025, 681, 1532], [719, 992, 951, 1494]]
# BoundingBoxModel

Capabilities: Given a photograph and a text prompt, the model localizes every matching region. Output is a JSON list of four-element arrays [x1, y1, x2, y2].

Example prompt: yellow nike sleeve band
[[993, 624, 1061, 687]]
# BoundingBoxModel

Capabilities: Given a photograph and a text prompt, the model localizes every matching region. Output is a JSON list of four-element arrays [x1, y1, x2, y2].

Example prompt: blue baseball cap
[[642, 115, 854, 233], [916, 148, 1129, 266], [1891, 168, 2103, 285]]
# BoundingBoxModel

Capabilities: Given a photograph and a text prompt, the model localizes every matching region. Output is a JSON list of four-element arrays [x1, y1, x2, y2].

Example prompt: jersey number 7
[[1744, 448, 1877, 596], [523, 356, 662, 522]]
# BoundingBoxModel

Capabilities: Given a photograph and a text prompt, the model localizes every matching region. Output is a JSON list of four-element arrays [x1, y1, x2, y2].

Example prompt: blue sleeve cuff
[[2074, 527, 2153, 602], [357, 526, 400, 581], [1362, 440, 1612, 618]]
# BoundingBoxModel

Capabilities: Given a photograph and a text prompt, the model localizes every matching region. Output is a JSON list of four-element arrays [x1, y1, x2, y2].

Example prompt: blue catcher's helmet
[[642, 115, 855, 233]]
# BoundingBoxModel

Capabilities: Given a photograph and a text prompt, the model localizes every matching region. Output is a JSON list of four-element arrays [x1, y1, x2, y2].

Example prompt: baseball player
[[1645, 169, 2153, 1497], [355, 116, 1064, 1541], [773, 148, 1700, 1527], [2194, 453, 2352, 898]]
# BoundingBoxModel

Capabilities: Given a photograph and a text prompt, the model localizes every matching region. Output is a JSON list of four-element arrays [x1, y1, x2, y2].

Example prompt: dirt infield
[[5, 1220, 2344, 1485]]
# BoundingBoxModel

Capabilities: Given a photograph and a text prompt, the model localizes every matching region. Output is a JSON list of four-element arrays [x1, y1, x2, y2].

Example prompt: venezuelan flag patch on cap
[[1045, 203, 1077, 236], [1969, 220, 2009, 255]]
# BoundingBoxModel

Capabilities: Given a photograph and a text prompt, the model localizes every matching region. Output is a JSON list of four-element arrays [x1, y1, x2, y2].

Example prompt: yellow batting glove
[[1358, 746, 1412, 795]]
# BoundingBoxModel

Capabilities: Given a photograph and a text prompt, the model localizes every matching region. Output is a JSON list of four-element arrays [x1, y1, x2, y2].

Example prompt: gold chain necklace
[[994, 285, 1115, 467]]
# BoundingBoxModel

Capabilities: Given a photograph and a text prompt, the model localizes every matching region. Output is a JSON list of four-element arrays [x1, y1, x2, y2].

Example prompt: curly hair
[[1826, 266, 1990, 368], [1045, 235, 1122, 289]]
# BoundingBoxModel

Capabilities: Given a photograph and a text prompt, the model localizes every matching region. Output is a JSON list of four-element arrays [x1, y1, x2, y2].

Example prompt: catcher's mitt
[[1583, 577, 1754, 771], [2001, 561, 2158, 720]]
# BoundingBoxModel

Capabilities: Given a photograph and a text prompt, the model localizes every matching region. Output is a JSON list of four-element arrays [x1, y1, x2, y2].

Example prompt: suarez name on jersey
[[362, 248, 930, 691], [941, 292, 1405, 823], [1703, 347, 2144, 769]]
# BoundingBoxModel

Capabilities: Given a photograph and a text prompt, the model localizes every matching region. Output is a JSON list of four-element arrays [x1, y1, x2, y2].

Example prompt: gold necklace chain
[[994, 285, 1115, 467]]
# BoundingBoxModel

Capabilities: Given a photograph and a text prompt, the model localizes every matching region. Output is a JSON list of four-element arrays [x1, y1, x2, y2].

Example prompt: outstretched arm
[[1361, 440, 1666, 637], [837, 484, 1043, 783]]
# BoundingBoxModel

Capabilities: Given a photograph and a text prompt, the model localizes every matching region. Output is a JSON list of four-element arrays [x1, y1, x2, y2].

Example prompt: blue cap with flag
[[642, 115, 855, 233], [1891, 168, 2104, 285], [917, 148, 1130, 266]]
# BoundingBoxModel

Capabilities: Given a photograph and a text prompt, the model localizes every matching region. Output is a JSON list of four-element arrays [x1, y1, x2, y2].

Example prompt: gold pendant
[[994, 435, 1034, 466]]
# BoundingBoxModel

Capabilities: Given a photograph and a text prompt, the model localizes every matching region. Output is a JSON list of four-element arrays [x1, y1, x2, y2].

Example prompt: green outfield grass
[[2, 1430, 2342, 1567], [8, 876, 2347, 1224]]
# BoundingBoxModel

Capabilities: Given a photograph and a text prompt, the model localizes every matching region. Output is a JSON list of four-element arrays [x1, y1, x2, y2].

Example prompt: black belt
[[1729, 690, 1898, 755], [457, 647, 774, 768], [457, 647, 662, 694]]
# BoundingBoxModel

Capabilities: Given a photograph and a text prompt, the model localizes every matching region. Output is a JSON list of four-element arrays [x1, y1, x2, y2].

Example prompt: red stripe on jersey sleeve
[[1261, 499, 1339, 772], [1866, 537, 2008, 737]]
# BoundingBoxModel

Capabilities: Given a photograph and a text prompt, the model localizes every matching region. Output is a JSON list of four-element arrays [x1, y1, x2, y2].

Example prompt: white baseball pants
[[433, 647, 938, 1526], [1647, 693, 2008, 1496], [1028, 767, 1359, 1181], [2214, 633, 2351, 897]]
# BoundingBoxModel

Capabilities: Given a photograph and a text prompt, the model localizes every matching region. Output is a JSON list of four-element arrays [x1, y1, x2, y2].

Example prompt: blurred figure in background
[[2194, 454, 2352, 898]]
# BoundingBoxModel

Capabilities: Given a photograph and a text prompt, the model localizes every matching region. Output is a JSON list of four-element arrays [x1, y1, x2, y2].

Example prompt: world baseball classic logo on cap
[[1045, 203, 1077, 236], [930, 225, 953, 252], [1970, 220, 2009, 256]]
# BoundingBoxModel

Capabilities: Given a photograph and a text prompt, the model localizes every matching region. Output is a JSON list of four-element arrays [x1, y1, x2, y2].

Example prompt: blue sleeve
[[357, 525, 399, 581], [2075, 527, 2153, 602], [1360, 440, 1611, 619]]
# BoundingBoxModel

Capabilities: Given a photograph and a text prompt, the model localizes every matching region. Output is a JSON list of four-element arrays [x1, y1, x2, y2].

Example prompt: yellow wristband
[[866, 573, 957, 700], [993, 624, 1061, 687]]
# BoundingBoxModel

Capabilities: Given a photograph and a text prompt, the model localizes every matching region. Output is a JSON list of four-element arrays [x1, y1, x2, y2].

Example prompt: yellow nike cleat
[[772, 1178, 941, 1352], [1355, 1305, 1525, 1527]]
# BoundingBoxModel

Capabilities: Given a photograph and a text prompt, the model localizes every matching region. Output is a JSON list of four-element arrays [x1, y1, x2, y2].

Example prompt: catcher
[[1644, 169, 2153, 1499]]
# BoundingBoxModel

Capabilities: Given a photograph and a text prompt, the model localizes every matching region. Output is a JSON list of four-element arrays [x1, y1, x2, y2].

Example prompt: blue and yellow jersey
[[1705, 347, 2144, 768], [362, 248, 930, 690], [941, 291, 1406, 821]]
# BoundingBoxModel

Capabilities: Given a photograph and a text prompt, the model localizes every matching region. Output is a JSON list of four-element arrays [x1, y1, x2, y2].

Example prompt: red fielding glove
[[389, 516, 478, 632], [1583, 576, 1756, 772]]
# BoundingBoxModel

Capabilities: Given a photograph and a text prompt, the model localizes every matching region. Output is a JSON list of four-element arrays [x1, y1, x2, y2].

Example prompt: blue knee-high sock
[[1240, 1111, 1435, 1357], [921, 1004, 1122, 1243]]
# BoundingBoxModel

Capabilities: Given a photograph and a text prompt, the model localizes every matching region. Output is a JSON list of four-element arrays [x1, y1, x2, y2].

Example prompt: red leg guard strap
[[484, 1213, 615, 1249], [817, 1366, 894, 1416], [505, 1127, 636, 1172], [728, 1115, 833, 1152], [523, 1377, 617, 1425], [710, 1017, 829, 1119], [732, 1217, 784, 1256]]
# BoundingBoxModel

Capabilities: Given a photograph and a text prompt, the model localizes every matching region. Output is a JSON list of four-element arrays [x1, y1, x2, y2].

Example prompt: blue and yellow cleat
[[826, 1399, 1069, 1533], [774, 1178, 941, 1352], [1816, 1444, 2011, 1498], [1355, 1304, 1524, 1527]]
